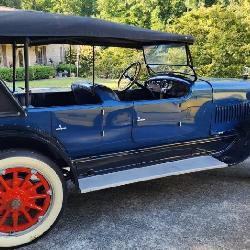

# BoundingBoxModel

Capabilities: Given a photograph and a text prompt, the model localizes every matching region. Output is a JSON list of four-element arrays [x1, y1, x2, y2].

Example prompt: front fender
[[214, 120, 250, 165]]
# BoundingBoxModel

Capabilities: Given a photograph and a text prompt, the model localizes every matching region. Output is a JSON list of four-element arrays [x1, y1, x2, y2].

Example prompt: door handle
[[137, 117, 146, 122]]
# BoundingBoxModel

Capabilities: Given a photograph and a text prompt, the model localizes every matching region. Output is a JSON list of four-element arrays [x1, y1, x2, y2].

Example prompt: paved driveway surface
[[20, 160, 250, 250]]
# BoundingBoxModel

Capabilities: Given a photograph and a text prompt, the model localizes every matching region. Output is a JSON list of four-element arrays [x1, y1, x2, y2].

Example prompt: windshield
[[143, 44, 196, 79], [144, 44, 188, 66]]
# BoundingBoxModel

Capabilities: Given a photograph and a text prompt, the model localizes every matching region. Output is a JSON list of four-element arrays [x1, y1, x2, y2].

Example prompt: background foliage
[[0, 0, 249, 78], [63, 46, 144, 79], [0, 65, 55, 81], [168, 2, 250, 77]]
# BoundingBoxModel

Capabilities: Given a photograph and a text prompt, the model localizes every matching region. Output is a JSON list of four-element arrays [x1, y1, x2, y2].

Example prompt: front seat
[[71, 82, 101, 105], [124, 88, 155, 101]]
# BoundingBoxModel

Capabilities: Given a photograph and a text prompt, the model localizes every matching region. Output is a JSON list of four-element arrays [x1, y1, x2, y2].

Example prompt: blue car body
[[2, 9, 250, 247], [1, 76, 250, 186]]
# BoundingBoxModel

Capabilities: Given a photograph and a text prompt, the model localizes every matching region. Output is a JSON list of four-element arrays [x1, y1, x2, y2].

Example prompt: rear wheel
[[0, 151, 65, 248]]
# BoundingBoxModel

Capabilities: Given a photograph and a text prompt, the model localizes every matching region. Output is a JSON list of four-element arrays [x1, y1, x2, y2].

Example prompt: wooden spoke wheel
[[0, 151, 65, 248]]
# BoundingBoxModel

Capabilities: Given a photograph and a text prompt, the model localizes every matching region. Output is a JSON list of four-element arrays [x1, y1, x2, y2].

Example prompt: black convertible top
[[0, 8, 194, 47]]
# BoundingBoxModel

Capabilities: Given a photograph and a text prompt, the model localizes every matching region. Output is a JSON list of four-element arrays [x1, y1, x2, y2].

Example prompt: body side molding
[[73, 134, 236, 177]]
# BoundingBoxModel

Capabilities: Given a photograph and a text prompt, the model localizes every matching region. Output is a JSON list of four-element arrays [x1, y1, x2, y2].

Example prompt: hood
[[201, 77, 250, 89], [200, 77, 250, 102]]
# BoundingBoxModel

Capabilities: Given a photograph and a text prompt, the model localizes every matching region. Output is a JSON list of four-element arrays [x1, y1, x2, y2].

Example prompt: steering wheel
[[118, 62, 156, 98], [118, 62, 142, 91]]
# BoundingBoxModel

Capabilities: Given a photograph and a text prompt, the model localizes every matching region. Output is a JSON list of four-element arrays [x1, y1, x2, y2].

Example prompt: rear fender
[[0, 127, 78, 185]]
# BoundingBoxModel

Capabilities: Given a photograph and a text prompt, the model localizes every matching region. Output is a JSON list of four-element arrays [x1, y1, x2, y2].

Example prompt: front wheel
[[0, 150, 66, 248]]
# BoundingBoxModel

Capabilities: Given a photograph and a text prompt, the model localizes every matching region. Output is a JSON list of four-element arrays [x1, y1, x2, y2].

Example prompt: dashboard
[[145, 76, 190, 98]]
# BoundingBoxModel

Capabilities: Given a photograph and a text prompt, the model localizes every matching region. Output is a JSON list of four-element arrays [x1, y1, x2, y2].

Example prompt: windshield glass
[[143, 44, 196, 79], [144, 44, 188, 66]]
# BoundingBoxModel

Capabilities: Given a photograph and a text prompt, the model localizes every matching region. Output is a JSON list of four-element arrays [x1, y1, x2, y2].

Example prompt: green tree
[[10, 0, 98, 16], [0, 0, 21, 8], [64, 46, 100, 77], [50, 0, 97, 16], [184, 0, 234, 10], [95, 47, 144, 78], [21, 0, 52, 11], [168, 2, 250, 78], [97, 0, 187, 29]]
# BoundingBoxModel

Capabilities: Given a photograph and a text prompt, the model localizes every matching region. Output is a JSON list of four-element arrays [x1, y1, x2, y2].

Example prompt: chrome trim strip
[[137, 117, 146, 122], [73, 134, 236, 164]]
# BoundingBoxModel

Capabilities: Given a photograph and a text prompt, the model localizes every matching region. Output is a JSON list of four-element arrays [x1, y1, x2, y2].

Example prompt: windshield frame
[[143, 43, 197, 81]]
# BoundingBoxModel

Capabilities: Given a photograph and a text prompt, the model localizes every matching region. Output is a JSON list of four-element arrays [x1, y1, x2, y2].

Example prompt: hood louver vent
[[215, 103, 250, 123]]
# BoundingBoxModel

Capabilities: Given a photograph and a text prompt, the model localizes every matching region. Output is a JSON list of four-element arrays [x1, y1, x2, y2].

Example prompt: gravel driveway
[[19, 159, 250, 250]]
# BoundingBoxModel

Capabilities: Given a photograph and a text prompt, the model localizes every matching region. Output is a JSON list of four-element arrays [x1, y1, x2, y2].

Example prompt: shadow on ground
[[19, 160, 250, 250]]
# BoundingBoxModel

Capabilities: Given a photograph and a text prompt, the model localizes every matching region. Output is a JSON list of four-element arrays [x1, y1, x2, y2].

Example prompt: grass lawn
[[7, 77, 118, 90]]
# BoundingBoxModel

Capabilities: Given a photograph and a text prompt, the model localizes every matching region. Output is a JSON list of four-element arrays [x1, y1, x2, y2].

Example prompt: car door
[[133, 99, 184, 144], [101, 100, 134, 153], [51, 104, 103, 158], [132, 82, 213, 145]]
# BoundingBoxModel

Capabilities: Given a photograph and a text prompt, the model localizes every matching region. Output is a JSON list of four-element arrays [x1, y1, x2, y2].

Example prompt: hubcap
[[11, 199, 22, 209], [0, 167, 52, 233]]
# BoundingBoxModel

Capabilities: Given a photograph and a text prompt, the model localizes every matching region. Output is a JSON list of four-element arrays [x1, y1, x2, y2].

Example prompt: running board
[[78, 156, 227, 193]]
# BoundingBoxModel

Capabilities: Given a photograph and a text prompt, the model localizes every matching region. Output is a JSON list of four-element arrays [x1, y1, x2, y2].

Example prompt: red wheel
[[0, 167, 52, 233], [0, 151, 65, 248]]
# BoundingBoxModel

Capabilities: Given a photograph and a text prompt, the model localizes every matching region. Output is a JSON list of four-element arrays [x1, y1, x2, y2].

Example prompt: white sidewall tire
[[0, 155, 64, 248]]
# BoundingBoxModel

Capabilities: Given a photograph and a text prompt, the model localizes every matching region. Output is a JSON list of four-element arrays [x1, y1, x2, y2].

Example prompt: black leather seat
[[123, 88, 155, 101], [71, 83, 101, 105], [15, 93, 32, 107]]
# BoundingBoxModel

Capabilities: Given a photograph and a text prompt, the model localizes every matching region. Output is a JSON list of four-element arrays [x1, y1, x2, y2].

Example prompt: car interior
[[14, 83, 102, 107], [115, 79, 189, 101], [14, 78, 190, 108], [13, 59, 190, 108]]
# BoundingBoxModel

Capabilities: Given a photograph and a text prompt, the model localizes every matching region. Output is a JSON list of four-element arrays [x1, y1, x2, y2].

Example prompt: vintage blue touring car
[[0, 9, 250, 247]]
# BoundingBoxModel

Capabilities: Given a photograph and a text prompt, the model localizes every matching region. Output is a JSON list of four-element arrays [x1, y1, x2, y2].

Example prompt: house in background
[[0, 6, 69, 68], [0, 44, 69, 68]]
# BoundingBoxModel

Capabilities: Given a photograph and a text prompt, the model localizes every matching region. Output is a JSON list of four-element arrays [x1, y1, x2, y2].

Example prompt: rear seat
[[15, 91, 77, 107], [14, 93, 32, 107]]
